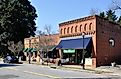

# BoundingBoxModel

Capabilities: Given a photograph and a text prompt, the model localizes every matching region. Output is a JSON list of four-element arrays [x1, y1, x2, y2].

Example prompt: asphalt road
[[0, 62, 120, 79]]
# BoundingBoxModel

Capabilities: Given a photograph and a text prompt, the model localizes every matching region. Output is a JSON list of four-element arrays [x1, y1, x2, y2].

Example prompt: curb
[[22, 61, 114, 74]]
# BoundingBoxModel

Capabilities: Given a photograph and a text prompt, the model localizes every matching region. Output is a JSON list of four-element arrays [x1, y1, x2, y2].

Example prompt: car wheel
[[3, 60, 5, 63]]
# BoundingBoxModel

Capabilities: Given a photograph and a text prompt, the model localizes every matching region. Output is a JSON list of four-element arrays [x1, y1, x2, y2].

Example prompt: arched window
[[75, 25, 78, 32], [80, 25, 82, 32], [71, 26, 73, 33], [64, 28, 66, 34], [67, 27, 69, 34], [89, 23, 92, 30], [60, 29, 63, 34], [84, 24, 87, 31]]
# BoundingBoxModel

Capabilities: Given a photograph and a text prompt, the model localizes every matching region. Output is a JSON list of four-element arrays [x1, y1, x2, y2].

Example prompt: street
[[0, 62, 120, 79]]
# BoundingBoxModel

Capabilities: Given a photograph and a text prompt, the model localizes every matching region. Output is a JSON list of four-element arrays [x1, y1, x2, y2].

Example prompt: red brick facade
[[24, 34, 59, 49], [58, 15, 121, 67], [24, 34, 59, 59], [24, 15, 121, 67], [96, 16, 121, 66]]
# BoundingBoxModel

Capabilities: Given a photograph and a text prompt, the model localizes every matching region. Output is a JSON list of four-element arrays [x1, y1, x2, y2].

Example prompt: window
[[64, 28, 66, 34], [67, 27, 69, 34], [84, 24, 87, 31], [60, 29, 63, 34], [71, 26, 73, 33], [80, 25, 82, 32], [89, 23, 92, 30], [75, 25, 78, 32], [109, 38, 115, 47]]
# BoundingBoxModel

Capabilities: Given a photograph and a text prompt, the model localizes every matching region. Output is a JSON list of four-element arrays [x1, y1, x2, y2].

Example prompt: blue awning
[[56, 37, 92, 49]]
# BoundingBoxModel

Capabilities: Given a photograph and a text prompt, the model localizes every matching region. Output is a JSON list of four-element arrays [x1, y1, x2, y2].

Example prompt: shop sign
[[63, 49, 75, 53], [85, 58, 92, 65]]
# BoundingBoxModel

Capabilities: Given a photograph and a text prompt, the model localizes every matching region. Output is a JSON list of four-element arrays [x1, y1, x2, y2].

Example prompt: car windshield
[[7, 56, 12, 60]]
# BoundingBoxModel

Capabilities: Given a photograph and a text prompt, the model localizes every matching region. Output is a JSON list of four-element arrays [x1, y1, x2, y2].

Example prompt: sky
[[29, 0, 120, 34]]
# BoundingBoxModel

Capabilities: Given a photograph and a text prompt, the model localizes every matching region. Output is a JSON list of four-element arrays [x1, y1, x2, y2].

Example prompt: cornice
[[59, 15, 121, 27], [60, 31, 96, 38], [59, 15, 97, 26]]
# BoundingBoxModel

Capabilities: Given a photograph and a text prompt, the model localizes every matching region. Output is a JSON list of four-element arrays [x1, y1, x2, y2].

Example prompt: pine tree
[[99, 12, 105, 18], [106, 9, 117, 22], [117, 16, 121, 25]]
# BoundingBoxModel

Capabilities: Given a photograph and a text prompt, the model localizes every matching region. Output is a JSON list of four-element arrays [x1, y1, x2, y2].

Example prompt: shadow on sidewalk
[[60, 78, 112, 79], [0, 63, 20, 68]]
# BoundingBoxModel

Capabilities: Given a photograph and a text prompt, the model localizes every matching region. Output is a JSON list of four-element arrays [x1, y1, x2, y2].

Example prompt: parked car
[[3, 55, 18, 63]]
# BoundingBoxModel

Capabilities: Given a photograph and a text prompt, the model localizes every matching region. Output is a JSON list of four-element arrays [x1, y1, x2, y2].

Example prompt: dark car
[[3, 56, 18, 63]]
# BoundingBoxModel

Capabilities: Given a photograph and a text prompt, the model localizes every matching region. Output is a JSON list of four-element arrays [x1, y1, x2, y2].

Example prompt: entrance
[[62, 49, 92, 65], [62, 49, 82, 64]]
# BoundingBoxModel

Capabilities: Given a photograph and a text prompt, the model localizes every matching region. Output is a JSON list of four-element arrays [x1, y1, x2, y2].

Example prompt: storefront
[[56, 37, 92, 64], [57, 15, 121, 68], [23, 48, 37, 61]]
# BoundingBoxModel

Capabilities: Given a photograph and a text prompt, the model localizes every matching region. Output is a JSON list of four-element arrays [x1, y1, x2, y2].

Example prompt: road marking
[[5, 67, 19, 70], [23, 70, 60, 78], [2, 67, 61, 79]]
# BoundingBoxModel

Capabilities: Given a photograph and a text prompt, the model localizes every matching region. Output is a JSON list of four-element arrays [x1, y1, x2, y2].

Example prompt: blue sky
[[29, 0, 118, 33]]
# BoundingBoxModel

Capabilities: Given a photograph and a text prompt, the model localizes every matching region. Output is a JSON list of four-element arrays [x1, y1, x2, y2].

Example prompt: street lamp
[[82, 32, 85, 69], [28, 39, 31, 64]]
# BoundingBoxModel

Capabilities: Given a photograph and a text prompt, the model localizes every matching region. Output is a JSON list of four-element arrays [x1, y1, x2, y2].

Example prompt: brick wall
[[24, 34, 59, 49], [96, 16, 121, 66], [58, 15, 121, 67], [59, 16, 97, 58]]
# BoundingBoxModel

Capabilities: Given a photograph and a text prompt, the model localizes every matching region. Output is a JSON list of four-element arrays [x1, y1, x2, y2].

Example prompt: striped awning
[[26, 48, 32, 52], [31, 48, 37, 52], [23, 48, 28, 52]]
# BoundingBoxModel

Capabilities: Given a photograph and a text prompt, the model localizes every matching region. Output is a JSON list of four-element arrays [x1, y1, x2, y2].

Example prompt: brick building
[[56, 15, 121, 68], [23, 34, 59, 60]]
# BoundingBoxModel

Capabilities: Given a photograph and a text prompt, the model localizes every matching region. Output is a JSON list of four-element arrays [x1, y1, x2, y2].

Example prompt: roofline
[[59, 15, 121, 27], [24, 33, 59, 39], [59, 15, 97, 26]]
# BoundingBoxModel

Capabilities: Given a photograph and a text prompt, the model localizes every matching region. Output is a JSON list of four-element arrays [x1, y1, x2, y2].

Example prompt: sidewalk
[[1, 59, 121, 78], [21, 61, 121, 77], [95, 65, 121, 77], [50, 64, 121, 78]]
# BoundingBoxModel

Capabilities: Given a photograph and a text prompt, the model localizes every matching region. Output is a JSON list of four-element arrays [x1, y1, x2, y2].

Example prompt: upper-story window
[[64, 28, 66, 34], [67, 27, 69, 34], [60, 29, 63, 34], [89, 23, 92, 30], [80, 24, 82, 32], [84, 24, 87, 31], [75, 25, 78, 32], [71, 26, 73, 33]]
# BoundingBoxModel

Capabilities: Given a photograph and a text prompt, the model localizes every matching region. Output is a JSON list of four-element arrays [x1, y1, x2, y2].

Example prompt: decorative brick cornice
[[59, 15, 96, 26], [59, 15, 121, 27], [60, 31, 96, 38]]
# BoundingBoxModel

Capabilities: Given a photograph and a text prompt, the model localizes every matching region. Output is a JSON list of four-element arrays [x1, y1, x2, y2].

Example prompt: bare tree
[[8, 41, 23, 57], [37, 25, 54, 51], [36, 25, 56, 65], [44, 25, 52, 35], [90, 8, 99, 15], [38, 25, 54, 52], [110, 0, 121, 10], [36, 30, 45, 36]]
